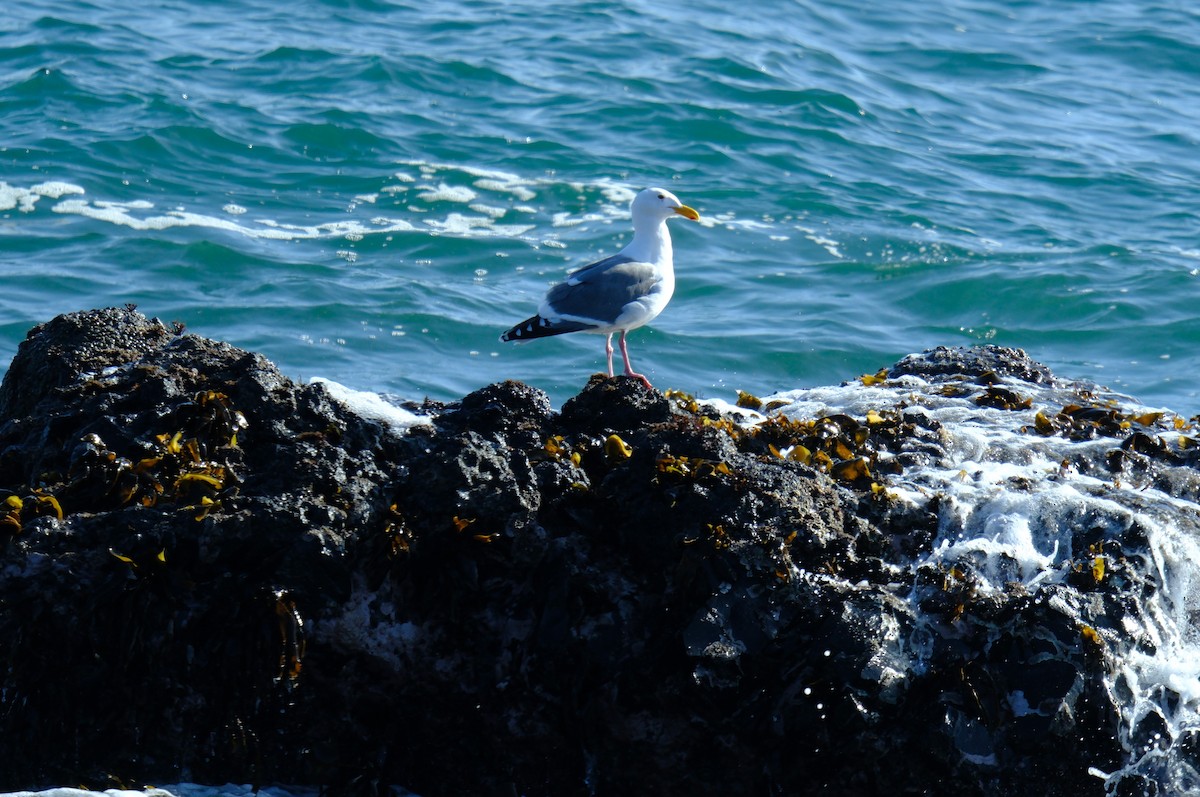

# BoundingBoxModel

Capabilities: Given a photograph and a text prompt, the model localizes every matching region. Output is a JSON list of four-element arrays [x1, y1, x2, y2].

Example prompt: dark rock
[[559, 373, 672, 432], [0, 311, 1193, 797], [0, 306, 176, 419], [889, 344, 1055, 384]]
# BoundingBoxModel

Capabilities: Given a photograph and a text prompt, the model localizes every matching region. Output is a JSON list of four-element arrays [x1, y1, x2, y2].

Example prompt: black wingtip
[[501, 315, 589, 342], [501, 315, 549, 342]]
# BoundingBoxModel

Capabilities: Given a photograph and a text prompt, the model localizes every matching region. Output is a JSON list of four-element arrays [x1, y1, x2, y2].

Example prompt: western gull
[[500, 187, 700, 389]]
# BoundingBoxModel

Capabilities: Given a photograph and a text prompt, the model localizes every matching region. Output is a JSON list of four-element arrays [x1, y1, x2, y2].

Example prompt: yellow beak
[[674, 205, 700, 221]]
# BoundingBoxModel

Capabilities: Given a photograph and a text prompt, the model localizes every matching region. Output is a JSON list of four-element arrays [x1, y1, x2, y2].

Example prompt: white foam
[[473, 177, 536, 201], [423, 212, 533, 238], [0, 180, 85, 213], [696, 396, 766, 425], [551, 211, 583, 228], [47, 195, 423, 240], [803, 230, 844, 258], [1127, 651, 1200, 705], [5, 165, 563, 244], [30, 181, 86, 199], [454, 165, 539, 201], [472, 173, 537, 201], [310, 377, 432, 432], [0, 174, 512, 244], [468, 202, 508, 219], [0, 181, 56, 213], [415, 182, 477, 204], [455, 164, 523, 182], [53, 198, 246, 233], [7, 165, 792, 253], [599, 183, 637, 206], [934, 511, 1059, 587]]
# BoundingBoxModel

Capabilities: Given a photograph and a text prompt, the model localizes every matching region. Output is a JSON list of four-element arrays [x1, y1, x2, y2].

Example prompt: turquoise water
[[2, 0, 1198, 411]]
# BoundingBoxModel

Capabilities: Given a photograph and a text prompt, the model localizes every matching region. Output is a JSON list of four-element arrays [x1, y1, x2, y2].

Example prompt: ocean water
[[1, 0, 1198, 412]]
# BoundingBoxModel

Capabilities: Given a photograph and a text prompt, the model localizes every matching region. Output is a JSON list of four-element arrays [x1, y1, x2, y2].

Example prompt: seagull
[[500, 187, 700, 389]]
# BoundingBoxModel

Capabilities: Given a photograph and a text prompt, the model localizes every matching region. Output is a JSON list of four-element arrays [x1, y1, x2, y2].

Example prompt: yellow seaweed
[[736, 390, 763, 411], [605, 434, 632, 461], [36, 493, 63, 520], [860, 368, 889, 386], [176, 472, 224, 490], [1033, 411, 1055, 435], [788, 445, 811, 464], [831, 457, 872, 482]]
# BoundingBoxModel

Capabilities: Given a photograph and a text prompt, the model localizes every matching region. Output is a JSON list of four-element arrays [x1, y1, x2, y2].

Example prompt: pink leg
[[604, 333, 615, 377], [618, 330, 652, 389]]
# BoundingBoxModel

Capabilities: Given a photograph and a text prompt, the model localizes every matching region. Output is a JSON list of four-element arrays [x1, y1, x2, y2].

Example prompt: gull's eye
[[657, 193, 665, 199]]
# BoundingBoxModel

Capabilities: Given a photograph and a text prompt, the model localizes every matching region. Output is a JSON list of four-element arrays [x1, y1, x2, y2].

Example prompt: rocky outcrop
[[0, 308, 1197, 796]]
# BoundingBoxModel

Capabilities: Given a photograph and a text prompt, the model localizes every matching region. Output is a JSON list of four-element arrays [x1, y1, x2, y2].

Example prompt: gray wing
[[542, 253, 660, 324]]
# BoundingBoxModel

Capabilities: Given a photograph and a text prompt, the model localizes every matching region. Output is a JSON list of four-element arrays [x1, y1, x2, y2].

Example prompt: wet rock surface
[[0, 308, 1197, 796]]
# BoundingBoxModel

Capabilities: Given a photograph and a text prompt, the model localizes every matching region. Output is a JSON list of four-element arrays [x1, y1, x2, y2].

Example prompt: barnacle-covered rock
[[889, 344, 1055, 383], [0, 309, 1196, 797], [0, 305, 176, 419]]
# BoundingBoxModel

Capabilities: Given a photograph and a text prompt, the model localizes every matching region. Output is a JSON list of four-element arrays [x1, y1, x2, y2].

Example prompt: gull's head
[[632, 187, 700, 222]]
